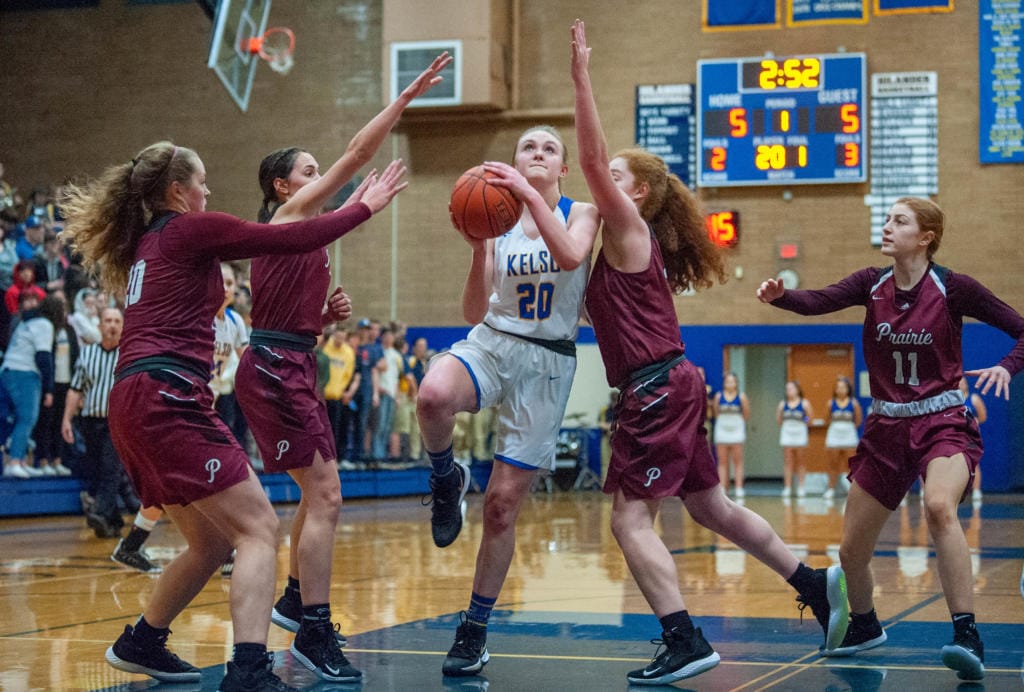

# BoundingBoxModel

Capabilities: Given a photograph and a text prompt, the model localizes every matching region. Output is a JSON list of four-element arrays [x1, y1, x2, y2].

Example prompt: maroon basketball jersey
[[774, 264, 1024, 405], [118, 205, 371, 375], [249, 246, 331, 336], [585, 236, 684, 388], [863, 265, 962, 403]]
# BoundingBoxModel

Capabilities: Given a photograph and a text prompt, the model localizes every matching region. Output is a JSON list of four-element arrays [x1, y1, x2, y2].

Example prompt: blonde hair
[[62, 141, 199, 294], [613, 148, 726, 293]]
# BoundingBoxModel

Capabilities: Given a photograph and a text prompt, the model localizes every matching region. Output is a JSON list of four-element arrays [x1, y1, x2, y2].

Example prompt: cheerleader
[[777, 381, 812, 497], [713, 372, 749, 498], [824, 376, 862, 499]]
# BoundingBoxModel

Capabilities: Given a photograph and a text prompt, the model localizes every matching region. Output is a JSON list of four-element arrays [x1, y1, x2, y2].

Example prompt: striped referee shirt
[[69, 344, 119, 418]]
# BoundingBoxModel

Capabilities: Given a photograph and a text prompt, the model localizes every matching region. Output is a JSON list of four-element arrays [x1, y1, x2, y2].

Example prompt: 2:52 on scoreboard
[[697, 53, 866, 187]]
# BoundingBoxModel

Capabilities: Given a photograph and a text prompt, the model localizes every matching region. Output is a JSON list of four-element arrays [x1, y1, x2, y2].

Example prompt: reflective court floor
[[1, 488, 1023, 691]]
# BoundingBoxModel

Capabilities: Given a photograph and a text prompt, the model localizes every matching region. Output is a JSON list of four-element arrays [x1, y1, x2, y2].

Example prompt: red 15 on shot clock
[[697, 53, 866, 187]]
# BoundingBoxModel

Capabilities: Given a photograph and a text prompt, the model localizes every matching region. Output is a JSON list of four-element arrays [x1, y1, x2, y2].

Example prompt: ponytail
[[62, 141, 198, 294]]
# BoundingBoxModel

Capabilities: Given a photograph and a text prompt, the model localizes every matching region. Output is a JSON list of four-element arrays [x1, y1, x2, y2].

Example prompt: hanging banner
[[874, 0, 953, 14], [635, 84, 697, 188], [865, 72, 939, 244], [979, 0, 1024, 163], [788, 0, 867, 26], [704, 0, 781, 30]]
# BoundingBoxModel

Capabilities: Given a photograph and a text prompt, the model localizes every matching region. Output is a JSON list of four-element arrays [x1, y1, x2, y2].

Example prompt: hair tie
[[131, 158, 138, 168]]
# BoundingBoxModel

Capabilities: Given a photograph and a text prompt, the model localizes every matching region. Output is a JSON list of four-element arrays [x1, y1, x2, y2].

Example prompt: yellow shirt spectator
[[323, 337, 355, 401]]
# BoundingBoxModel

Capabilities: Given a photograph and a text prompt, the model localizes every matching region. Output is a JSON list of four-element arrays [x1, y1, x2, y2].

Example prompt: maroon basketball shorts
[[849, 406, 983, 510], [109, 368, 251, 508], [235, 344, 336, 473], [605, 357, 719, 500]]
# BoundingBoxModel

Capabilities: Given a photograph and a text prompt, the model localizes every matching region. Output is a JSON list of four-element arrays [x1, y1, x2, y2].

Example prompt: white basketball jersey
[[485, 197, 589, 341]]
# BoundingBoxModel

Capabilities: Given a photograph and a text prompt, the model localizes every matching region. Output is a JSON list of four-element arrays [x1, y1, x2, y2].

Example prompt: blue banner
[[875, 0, 953, 14], [789, 0, 867, 25], [979, 0, 1024, 163], [704, 0, 780, 29]]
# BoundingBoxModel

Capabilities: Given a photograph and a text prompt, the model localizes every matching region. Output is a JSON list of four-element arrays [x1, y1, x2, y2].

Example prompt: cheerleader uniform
[[779, 400, 809, 448]]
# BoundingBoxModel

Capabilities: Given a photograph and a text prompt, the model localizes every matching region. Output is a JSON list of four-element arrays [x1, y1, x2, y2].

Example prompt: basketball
[[449, 165, 524, 240]]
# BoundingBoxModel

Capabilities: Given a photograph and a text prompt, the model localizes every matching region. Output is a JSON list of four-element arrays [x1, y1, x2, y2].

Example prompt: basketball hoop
[[246, 26, 295, 75]]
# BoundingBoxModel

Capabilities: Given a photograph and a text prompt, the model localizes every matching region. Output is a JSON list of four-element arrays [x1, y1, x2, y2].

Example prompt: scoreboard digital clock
[[697, 53, 866, 187]]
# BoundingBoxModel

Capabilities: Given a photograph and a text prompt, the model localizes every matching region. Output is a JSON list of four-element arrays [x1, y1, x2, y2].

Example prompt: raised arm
[[275, 53, 452, 223], [570, 19, 649, 269], [171, 160, 407, 261]]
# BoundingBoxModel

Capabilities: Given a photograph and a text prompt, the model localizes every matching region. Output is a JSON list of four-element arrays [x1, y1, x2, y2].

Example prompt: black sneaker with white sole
[[111, 539, 160, 573], [442, 612, 489, 677], [219, 654, 297, 691], [290, 622, 362, 682], [795, 565, 849, 650], [105, 624, 201, 683], [821, 610, 887, 657], [941, 627, 985, 681], [271, 588, 348, 646], [627, 627, 720, 685], [428, 461, 470, 548]]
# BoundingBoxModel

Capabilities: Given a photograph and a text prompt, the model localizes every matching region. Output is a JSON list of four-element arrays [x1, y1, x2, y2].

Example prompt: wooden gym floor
[[1, 486, 1022, 691]]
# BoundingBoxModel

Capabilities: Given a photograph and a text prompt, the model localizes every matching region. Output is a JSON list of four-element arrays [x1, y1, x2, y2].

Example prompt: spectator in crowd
[[67, 287, 101, 347], [353, 318, 381, 463], [1, 292, 61, 479], [32, 289, 76, 477], [15, 215, 44, 261], [5, 260, 46, 315], [33, 230, 68, 294], [212, 263, 249, 445], [0, 162, 23, 215], [393, 336, 428, 464], [322, 325, 360, 466], [372, 326, 401, 464], [26, 187, 58, 224], [0, 222, 19, 292]]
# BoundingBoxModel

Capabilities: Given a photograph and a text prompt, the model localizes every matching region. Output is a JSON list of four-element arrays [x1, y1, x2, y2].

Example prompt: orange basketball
[[449, 165, 524, 240]]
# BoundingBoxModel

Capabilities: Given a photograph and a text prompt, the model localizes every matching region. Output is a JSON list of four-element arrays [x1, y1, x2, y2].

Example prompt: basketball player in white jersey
[[416, 125, 599, 677]]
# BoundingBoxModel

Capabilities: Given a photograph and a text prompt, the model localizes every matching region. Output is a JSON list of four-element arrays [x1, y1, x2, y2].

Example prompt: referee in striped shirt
[[62, 306, 126, 539]]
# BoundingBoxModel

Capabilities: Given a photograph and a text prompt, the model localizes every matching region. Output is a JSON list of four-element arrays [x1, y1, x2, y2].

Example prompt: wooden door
[[787, 344, 855, 473]]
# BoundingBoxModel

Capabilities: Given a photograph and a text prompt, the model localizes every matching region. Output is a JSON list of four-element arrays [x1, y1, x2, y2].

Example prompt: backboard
[[206, 0, 272, 112]]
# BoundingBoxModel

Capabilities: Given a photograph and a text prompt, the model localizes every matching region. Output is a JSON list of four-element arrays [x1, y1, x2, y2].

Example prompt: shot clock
[[698, 53, 866, 187]]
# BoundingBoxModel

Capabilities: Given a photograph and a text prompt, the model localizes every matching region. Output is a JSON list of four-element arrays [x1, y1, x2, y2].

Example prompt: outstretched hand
[[338, 172, 376, 209], [325, 285, 352, 323], [964, 365, 1012, 400], [359, 159, 408, 214], [401, 52, 453, 101], [757, 278, 785, 303], [571, 19, 591, 81]]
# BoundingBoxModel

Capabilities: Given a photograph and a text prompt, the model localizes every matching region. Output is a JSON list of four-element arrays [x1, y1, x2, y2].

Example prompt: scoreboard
[[697, 53, 867, 187]]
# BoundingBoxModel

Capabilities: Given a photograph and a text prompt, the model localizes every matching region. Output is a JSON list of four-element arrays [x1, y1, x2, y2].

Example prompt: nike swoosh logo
[[325, 664, 341, 675], [549, 376, 560, 381], [871, 295, 882, 300]]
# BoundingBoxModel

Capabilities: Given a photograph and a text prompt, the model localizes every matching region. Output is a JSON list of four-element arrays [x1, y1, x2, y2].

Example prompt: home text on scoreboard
[[697, 53, 867, 187]]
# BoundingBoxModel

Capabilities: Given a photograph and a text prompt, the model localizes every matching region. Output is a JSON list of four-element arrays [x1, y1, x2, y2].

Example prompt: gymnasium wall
[[2, 1, 1023, 488]]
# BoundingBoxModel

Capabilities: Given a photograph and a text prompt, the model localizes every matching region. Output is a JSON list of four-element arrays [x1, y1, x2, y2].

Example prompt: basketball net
[[247, 27, 295, 76]]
